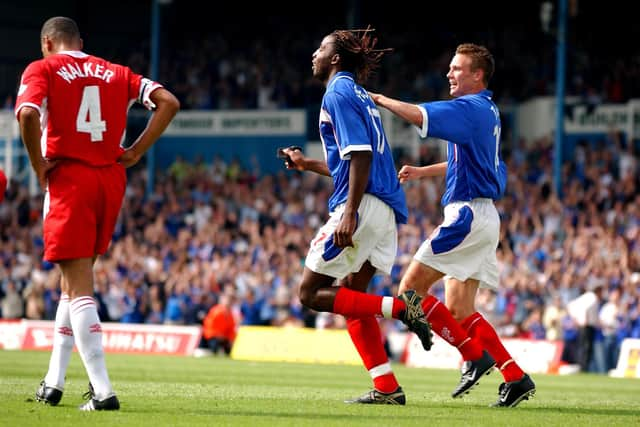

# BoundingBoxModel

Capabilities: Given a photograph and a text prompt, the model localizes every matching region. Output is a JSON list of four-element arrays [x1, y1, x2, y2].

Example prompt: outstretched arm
[[369, 92, 423, 128], [118, 88, 180, 168], [398, 161, 447, 183], [282, 147, 331, 177]]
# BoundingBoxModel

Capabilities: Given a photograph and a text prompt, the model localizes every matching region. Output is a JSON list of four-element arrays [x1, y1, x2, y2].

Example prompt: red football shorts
[[43, 161, 126, 262]]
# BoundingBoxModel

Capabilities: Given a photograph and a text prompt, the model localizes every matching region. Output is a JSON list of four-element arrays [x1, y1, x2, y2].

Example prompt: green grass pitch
[[1, 350, 639, 426]]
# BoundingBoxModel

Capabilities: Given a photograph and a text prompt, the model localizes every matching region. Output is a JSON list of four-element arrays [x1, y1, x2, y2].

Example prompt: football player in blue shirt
[[370, 43, 536, 407], [282, 28, 432, 405]]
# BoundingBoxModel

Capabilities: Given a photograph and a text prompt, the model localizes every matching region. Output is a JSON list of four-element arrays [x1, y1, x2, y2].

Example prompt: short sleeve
[[323, 91, 372, 159], [421, 98, 474, 144], [128, 70, 163, 111], [15, 61, 48, 118]]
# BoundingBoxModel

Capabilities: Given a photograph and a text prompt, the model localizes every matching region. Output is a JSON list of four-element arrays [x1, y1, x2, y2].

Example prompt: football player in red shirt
[[15, 16, 179, 411]]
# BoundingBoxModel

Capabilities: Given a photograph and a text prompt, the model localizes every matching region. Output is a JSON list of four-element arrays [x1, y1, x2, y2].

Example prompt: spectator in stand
[[164, 281, 191, 325], [522, 307, 546, 340], [240, 287, 266, 325], [1, 281, 24, 319], [120, 280, 146, 323], [542, 294, 566, 342], [23, 280, 46, 319], [145, 299, 165, 324]]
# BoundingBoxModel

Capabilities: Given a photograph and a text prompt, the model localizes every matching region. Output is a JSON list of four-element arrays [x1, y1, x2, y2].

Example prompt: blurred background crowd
[[2, 1, 640, 113], [1, 129, 638, 373], [1, 0, 639, 374]]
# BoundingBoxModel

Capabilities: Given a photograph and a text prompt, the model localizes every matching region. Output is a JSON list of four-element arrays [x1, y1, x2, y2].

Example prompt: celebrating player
[[281, 27, 432, 405], [370, 43, 536, 407]]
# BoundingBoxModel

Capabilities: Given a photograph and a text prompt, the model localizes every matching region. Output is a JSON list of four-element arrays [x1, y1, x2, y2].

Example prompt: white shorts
[[414, 198, 500, 289], [305, 194, 398, 281]]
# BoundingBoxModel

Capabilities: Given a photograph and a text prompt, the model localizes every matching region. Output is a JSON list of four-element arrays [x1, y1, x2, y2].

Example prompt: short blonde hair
[[456, 43, 494, 86]]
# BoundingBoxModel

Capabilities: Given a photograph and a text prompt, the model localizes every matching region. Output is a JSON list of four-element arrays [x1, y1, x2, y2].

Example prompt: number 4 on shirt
[[76, 85, 106, 142]]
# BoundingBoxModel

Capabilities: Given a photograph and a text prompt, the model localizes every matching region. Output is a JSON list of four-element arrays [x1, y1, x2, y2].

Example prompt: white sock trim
[[70, 296, 96, 316], [369, 362, 392, 379], [466, 313, 483, 330], [456, 337, 471, 350], [425, 298, 439, 320], [381, 297, 394, 319]]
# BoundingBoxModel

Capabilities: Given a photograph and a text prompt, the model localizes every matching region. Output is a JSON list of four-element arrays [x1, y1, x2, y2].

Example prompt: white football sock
[[70, 296, 114, 401], [44, 294, 74, 389]]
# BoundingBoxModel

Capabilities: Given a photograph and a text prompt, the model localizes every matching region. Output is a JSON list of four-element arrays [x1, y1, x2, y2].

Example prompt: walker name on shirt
[[56, 62, 114, 84]]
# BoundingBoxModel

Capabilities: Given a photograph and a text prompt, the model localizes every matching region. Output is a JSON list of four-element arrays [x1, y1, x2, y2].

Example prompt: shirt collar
[[479, 89, 493, 99], [58, 50, 88, 58], [327, 71, 355, 91]]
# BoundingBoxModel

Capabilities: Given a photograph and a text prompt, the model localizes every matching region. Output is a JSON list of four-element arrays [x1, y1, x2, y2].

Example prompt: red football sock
[[333, 288, 405, 319], [346, 317, 399, 393], [461, 312, 525, 382], [422, 295, 483, 361]]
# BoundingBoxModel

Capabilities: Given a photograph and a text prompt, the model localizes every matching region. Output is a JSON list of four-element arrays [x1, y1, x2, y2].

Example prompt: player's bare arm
[[368, 92, 423, 128], [283, 148, 331, 176], [18, 106, 58, 188], [118, 88, 180, 168], [398, 161, 447, 183], [334, 151, 371, 248]]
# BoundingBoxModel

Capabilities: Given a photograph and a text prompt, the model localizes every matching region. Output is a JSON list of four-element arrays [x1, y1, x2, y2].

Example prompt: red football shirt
[[15, 51, 161, 166]]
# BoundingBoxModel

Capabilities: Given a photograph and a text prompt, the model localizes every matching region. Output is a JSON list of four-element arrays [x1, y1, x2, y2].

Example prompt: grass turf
[[1, 350, 639, 426]]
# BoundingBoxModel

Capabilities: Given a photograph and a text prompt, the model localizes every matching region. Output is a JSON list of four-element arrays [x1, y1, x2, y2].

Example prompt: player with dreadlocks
[[281, 28, 431, 405]]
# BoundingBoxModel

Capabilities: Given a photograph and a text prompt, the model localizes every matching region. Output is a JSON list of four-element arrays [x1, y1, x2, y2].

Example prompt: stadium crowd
[[1, 125, 638, 373], [124, 27, 639, 114], [1, 5, 639, 374]]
